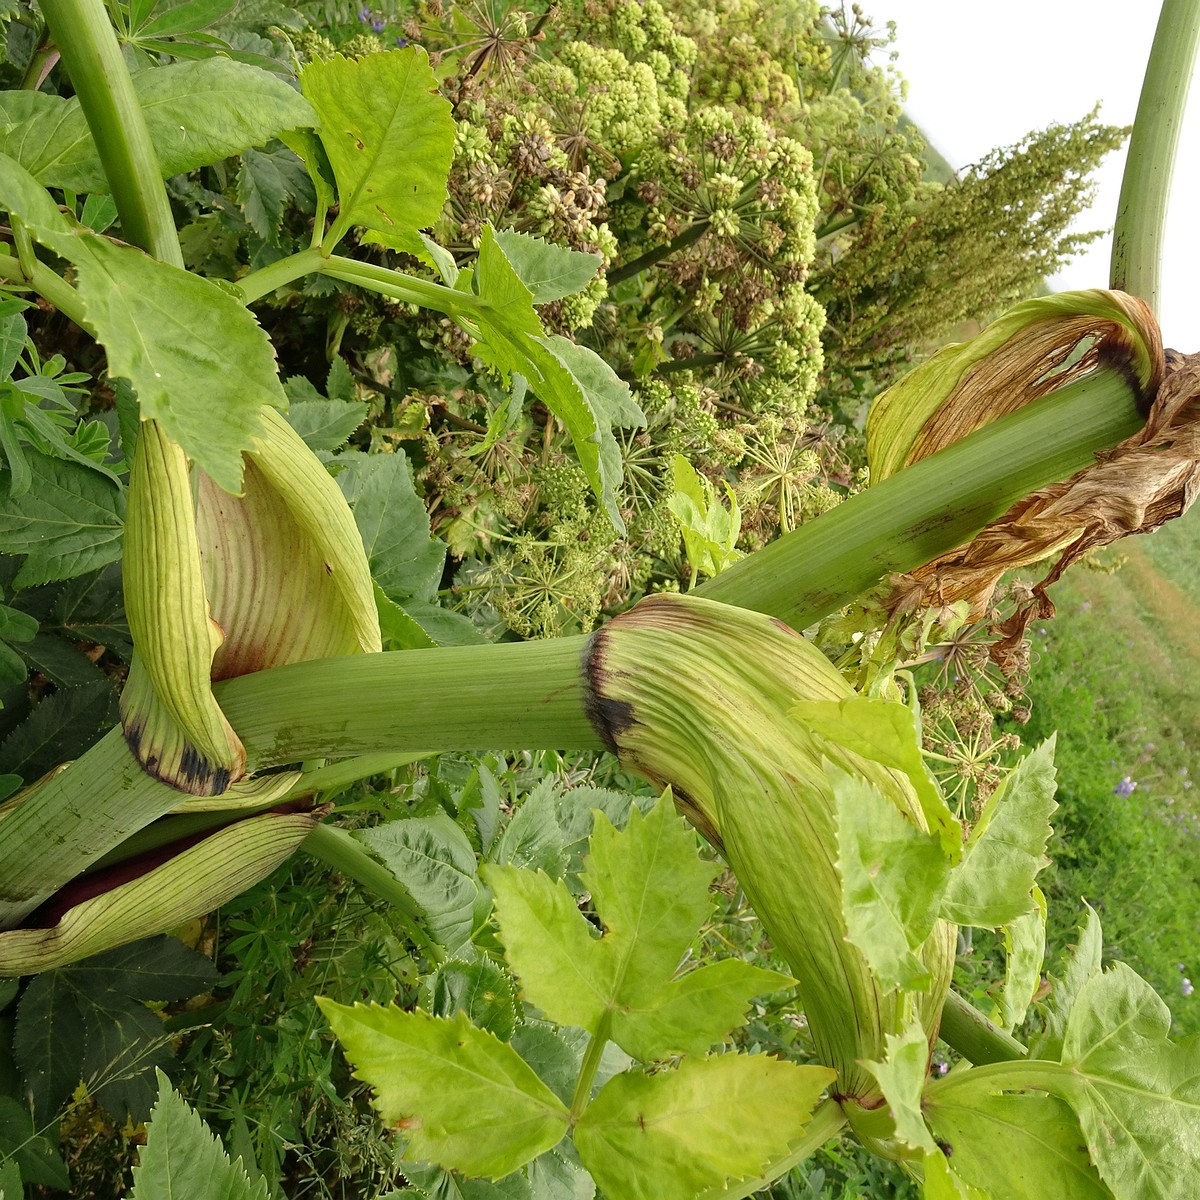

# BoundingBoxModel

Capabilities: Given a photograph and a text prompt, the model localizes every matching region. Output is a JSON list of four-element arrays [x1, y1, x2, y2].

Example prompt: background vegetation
[[0, 1, 1190, 1197]]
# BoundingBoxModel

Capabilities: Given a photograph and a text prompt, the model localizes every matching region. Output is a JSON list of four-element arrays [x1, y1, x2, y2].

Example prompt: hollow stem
[[1110, 0, 1200, 315], [696, 364, 1143, 628], [235, 247, 329, 305], [938, 989, 1028, 1065], [38, 0, 181, 265]]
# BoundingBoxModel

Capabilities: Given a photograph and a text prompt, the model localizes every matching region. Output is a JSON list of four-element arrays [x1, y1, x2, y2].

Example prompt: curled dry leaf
[[887, 347, 1200, 670]]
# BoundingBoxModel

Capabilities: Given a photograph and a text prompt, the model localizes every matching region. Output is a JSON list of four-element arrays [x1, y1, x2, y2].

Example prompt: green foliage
[[127, 1070, 268, 1200]]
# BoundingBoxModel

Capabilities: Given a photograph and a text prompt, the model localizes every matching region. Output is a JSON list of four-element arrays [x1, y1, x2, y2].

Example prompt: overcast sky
[[871, 1, 1199, 351]]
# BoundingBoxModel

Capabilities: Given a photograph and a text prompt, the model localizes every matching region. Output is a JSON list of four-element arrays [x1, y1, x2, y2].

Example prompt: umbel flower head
[[120, 410, 381, 795]]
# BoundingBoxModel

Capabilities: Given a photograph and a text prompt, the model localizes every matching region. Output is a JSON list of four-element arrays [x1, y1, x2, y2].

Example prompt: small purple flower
[[1183, 978, 1194, 998], [931, 1057, 949, 1077], [396, 35, 408, 47], [1114, 776, 1137, 798], [357, 6, 371, 21], [372, 16, 387, 32]]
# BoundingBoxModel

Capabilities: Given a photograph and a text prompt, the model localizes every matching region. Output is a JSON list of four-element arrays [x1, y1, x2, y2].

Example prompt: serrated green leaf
[[527, 1148, 595, 1200], [834, 769, 949, 992], [0, 1096, 69, 1189], [129, 1070, 269, 1200], [491, 778, 566, 876], [283, 397, 367, 451], [0, 1156, 20, 1200], [574, 1055, 836, 1200], [474, 226, 541, 336], [483, 864, 610, 1032], [136, 0, 240, 39], [991, 885, 1047, 1031], [71, 237, 282, 494], [426, 958, 519, 1042], [63, 935, 219, 1003], [863, 1019, 938, 1155], [85, 1001, 177, 1124], [792, 695, 961, 859], [339, 451, 445, 605], [492, 230, 601, 304], [0, 452, 124, 586], [301, 49, 453, 252], [924, 1069, 1109, 1199], [942, 738, 1057, 928], [0, 678, 117, 782], [614, 958, 795, 1062], [1, 59, 315, 194], [16, 633, 103, 686], [13, 972, 88, 1124], [1030, 903, 1103, 1060], [356, 815, 481, 953], [52, 562, 132, 659], [510, 1022, 584, 1109], [237, 144, 313, 243], [487, 797, 781, 1060], [319, 1003, 570, 1179]]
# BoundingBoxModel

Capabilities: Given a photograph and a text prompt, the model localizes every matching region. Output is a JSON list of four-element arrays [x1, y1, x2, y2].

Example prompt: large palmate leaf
[[0, 59, 314, 193], [301, 48, 454, 254], [318, 1004, 570, 1179], [484, 796, 792, 1061], [942, 738, 1057, 927], [573, 1054, 835, 1200]]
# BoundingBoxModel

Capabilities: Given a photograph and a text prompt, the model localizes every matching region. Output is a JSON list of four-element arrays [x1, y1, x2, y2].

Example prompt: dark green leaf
[[509, 1023, 583, 1108], [492, 231, 601, 304], [63, 936, 218, 1004], [129, 1070, 269, 1200], [491, 778, 565, 877], [16, 633, 103, 686], [0, 452, 124, 586], [426, 959, 519, 1042], [13, 972, 88, 1124], [0, 678, 118, 781], [236, 144, 313, 243], [0, 311, 25, 380], [52, 563, 132, 659], [0, 1096, 69, 1189], [84, 1002, 176, 1124], [0, 1155, 19, 1198], [137, 0, 240, 37], [3, 60, 315, 194], [319, 1003, 569, 1179], [340, 452, 445, 605]]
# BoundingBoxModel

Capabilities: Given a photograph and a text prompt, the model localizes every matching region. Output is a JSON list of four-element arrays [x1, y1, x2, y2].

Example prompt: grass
[[1007, 508, 1200, 1034]]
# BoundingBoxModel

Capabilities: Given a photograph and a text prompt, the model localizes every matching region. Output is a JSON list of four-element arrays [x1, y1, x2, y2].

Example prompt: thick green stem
[[1110, 0, 1200, 315], [39, 0, 182, 265], [236, 247, 329, 305], [938, 989, 1027, 1065], [697, 1098, 847, 1200], [696, 365, 1143, 628], [216, 635, 598, 769], [568, 1015, 611, 1122]]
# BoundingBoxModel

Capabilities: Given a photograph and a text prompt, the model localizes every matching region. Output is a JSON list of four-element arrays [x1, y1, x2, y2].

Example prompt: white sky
[[870, 1, 1199, 351]]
